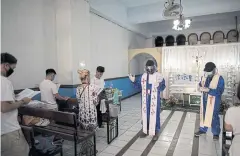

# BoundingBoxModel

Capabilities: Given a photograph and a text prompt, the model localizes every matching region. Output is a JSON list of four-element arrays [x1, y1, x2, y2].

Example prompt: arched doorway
[[129, 53, 158, 75]]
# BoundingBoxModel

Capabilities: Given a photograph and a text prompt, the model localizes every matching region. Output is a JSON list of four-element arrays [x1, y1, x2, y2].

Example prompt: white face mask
[[204, 72, 213, 77]]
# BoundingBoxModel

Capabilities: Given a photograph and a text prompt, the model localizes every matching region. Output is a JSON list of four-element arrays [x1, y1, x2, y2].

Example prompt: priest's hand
[[154, 82, 159, 87], [202, 87, 210, 93], [129, 74, 135, 82]]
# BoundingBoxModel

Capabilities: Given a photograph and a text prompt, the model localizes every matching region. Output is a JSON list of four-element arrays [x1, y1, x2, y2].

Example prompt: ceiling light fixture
[[173, 15, 191, 30], [172, 0, 191, 31]]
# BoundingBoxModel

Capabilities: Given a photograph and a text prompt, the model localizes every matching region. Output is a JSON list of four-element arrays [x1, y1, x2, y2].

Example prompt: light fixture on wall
[[172, 0, 191, 31]]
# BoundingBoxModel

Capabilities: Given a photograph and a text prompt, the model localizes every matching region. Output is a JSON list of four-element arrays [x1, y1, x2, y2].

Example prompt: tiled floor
[[63, 94, 224, 156]]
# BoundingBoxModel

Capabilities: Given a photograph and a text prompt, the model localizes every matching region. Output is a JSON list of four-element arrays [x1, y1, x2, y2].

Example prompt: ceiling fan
[[163, 0, 182, 18]]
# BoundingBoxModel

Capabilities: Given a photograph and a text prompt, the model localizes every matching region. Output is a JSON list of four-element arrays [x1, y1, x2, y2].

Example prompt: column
[[55, 0, 91, 85]]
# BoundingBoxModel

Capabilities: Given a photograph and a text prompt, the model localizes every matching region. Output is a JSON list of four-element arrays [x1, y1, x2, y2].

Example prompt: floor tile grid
[[148, 111, 184, 156], [121, 110, 172, 156], [172, 112, 197, 156], [198, 115, 223, 156], [97, 95, 142, 156]]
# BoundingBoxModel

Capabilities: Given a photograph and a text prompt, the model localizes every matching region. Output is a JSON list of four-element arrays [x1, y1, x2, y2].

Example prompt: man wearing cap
[[195, 62, 225, 140], [129, 60, 165, 140]]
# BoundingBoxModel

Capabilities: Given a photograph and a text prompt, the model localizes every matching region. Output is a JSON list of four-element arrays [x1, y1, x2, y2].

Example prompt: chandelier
[[173, 15, 191, 30], [172, 0, 191, 31]]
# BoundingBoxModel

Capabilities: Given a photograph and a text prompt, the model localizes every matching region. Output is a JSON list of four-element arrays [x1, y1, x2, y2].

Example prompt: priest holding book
[[195, 62, 225, 140]]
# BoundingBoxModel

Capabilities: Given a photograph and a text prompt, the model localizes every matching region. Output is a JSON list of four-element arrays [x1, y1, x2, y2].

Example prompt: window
[[155, 36, 164, 47], [188, 33, 198, 45], [227, 30, 238, 43], [176, 34, 186, 46], [213, 31, 224, 44], [200, 32, 211, 44], [165, 35, 175, 46]]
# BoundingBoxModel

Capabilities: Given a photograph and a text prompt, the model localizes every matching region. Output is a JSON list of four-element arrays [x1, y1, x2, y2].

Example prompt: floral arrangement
[[165, 95, 178, 107], [220, 100, 230, 113]]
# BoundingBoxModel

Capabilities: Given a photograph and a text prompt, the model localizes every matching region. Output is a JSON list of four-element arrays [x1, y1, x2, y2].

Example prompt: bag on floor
[[30, 134, 64, 156]]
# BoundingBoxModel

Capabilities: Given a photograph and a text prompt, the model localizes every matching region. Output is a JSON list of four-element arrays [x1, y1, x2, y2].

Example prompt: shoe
[[213, 135, 219, 141], [153, 135, 159, 141], [139, 132, 148, 138], [194, 131, 206, 137]]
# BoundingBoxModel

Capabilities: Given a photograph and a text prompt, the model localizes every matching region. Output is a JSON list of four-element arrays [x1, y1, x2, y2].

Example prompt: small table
[[189, 93, 201, 106]]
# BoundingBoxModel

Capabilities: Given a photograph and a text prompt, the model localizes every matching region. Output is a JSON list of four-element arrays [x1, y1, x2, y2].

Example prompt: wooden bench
[[18, 106, 96, 156], [57, 98, 119, 144]]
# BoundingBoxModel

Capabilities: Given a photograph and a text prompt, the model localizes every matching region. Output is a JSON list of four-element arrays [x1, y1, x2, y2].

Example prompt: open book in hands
[[15, 88, 40, 101]]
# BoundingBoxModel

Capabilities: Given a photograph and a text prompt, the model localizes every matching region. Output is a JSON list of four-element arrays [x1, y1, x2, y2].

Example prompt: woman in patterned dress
[[76, 69, 100, 131]]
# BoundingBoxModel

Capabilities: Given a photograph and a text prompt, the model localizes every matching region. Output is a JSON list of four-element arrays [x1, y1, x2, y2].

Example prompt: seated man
[[39, 69, 68, 110]]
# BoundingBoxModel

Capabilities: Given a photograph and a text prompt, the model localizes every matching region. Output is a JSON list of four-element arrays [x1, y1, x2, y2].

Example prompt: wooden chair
[[19, 106, 96, 156]]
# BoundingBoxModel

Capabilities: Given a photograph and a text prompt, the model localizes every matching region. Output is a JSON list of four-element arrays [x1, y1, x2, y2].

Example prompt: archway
[[129, 53, 157, 75], [128, 48, 161, 73]]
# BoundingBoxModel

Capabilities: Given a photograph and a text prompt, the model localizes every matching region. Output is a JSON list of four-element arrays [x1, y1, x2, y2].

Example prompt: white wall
[[90, 13, 147, 79], [1, 0, 147, 89], [2, 0, 57, 89]]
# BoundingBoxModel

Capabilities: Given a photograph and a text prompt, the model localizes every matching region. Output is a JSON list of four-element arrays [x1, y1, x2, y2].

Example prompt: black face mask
[[6, 68, 14, 77]]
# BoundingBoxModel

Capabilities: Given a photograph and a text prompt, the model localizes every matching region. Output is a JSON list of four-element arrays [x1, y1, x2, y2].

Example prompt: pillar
[[55, 0, 91, 85]]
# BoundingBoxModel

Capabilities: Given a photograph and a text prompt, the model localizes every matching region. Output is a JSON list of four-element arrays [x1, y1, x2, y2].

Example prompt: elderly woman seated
[[76, 69, 101, 131], [224, 82, 240, 156]]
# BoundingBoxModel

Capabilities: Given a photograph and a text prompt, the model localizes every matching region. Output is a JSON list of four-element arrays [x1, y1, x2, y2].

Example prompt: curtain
[[162, 43, 240, 99]]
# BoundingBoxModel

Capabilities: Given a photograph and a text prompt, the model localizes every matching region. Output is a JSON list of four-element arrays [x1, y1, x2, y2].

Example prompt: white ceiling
[[90, 0, 240, 24]]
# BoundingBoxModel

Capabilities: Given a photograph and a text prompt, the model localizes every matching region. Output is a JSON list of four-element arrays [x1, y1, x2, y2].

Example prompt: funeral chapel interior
[[1, 0, 240, 156]]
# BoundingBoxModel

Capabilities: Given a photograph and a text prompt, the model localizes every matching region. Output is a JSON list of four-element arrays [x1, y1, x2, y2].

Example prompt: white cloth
[[141, 72, 163, 136], [100, 99, 107, 113], [1, 76, 21, 135], [162, 43, 240, 99], [91, 76, 105, 89], [39, 79, 58, 109], [225, 106, 240, 156]]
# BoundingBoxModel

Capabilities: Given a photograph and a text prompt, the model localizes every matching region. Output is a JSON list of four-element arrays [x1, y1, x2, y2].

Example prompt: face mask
[[6, 68, 14, 77], [204, 71, 213, 78], [146, 66, 156, 74]]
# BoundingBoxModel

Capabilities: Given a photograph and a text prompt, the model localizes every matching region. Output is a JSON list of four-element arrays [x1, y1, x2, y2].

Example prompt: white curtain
[[162, 43, 240, 99]]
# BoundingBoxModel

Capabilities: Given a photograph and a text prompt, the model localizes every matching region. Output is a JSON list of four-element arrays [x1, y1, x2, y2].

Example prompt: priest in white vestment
[[129, 60, 166, 140]]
